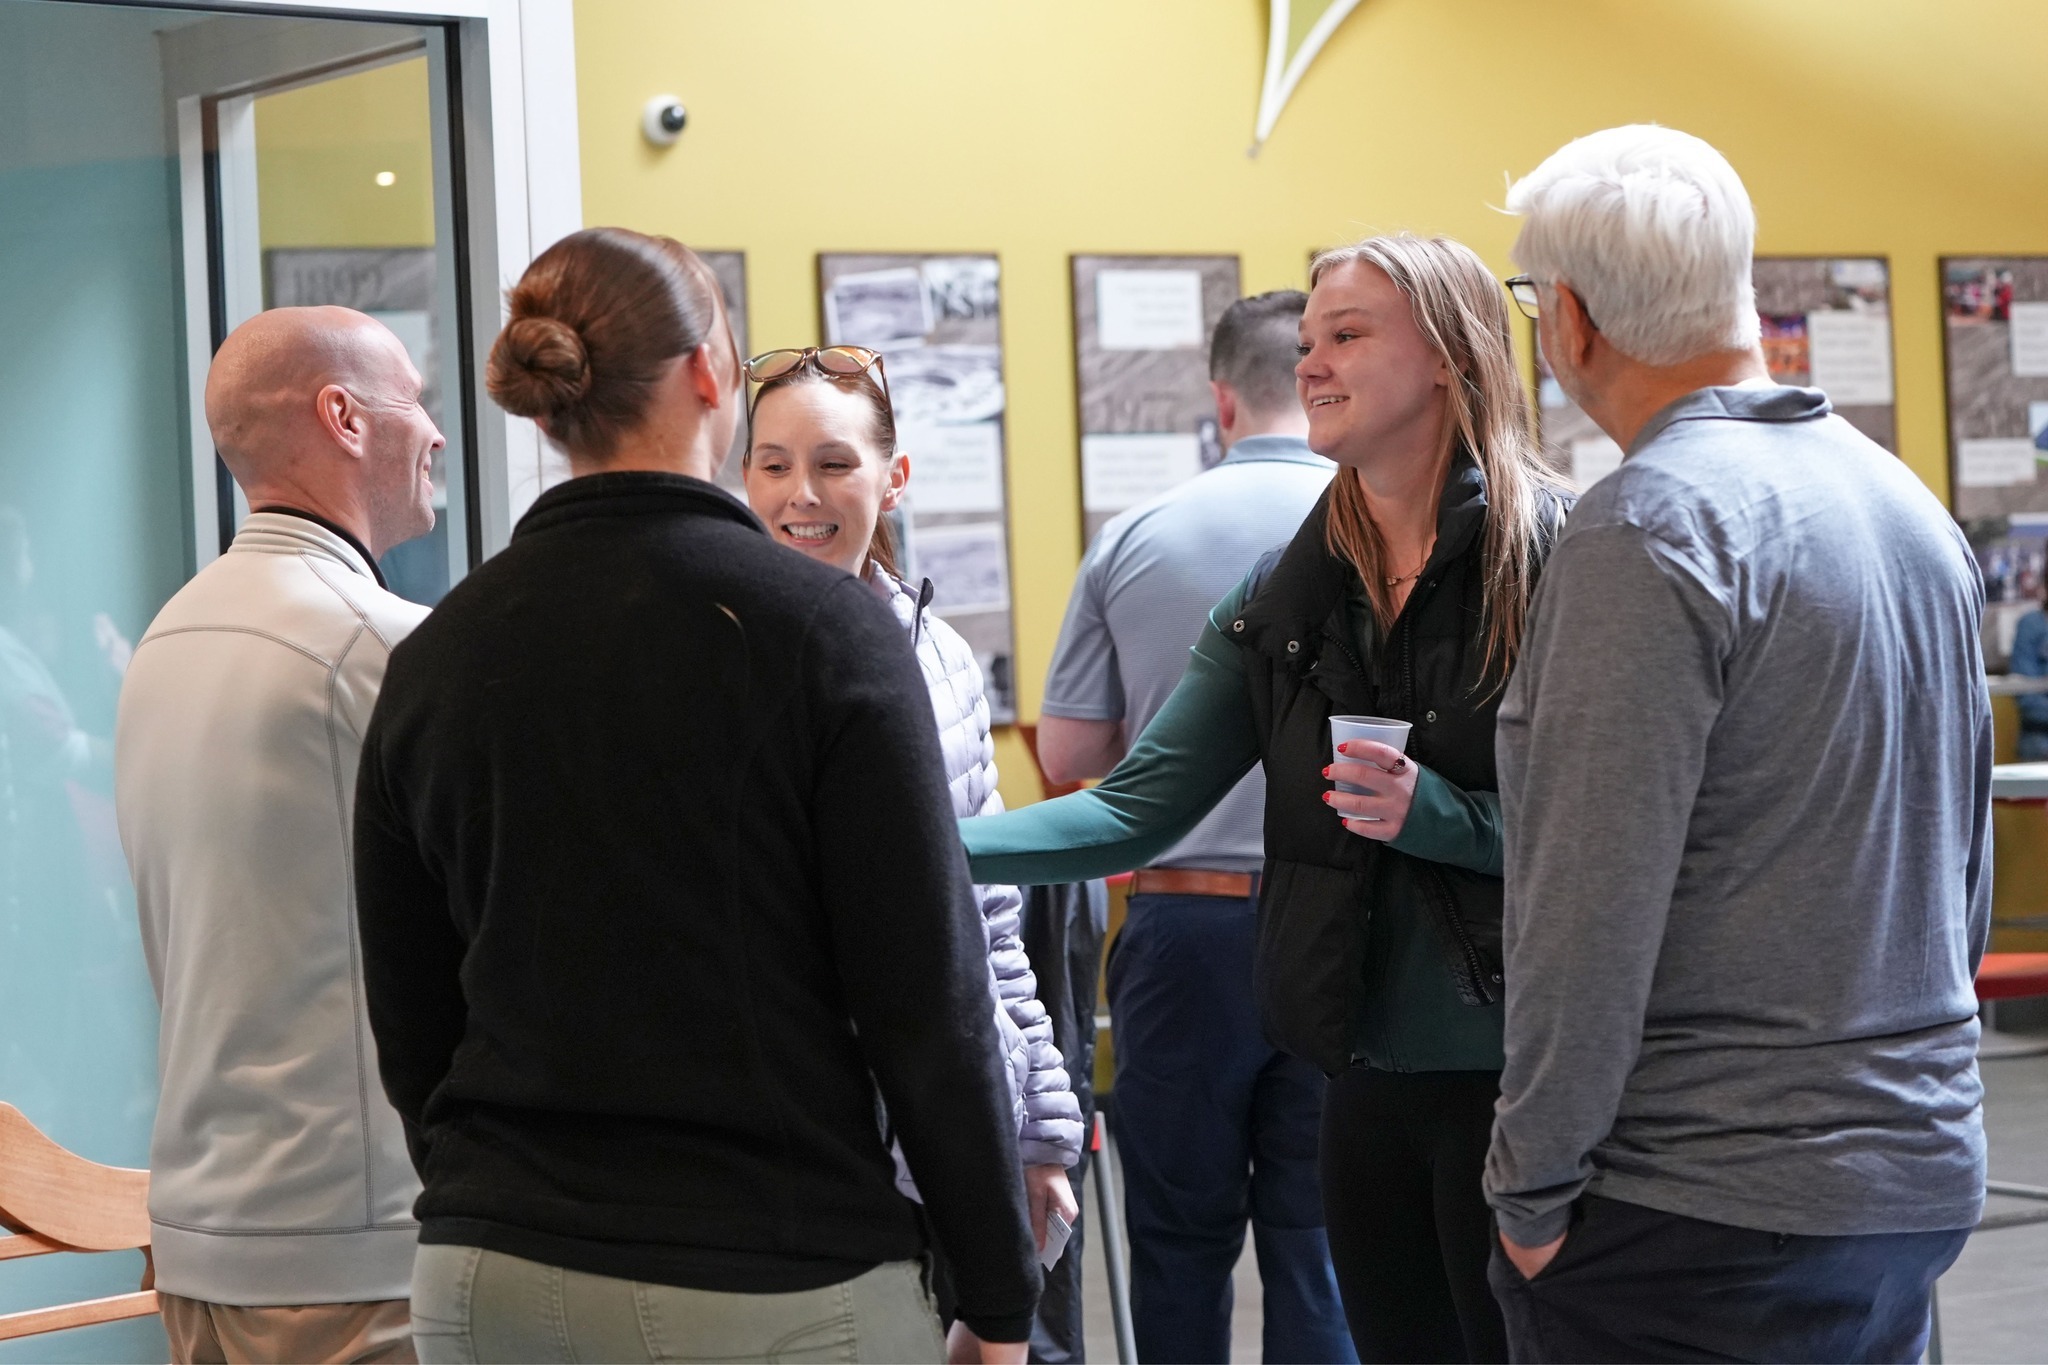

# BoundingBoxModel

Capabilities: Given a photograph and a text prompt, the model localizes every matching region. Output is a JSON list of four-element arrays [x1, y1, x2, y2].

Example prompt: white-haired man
[[1484, 126, 1988, 1362], [118, 307, 441, 1364]]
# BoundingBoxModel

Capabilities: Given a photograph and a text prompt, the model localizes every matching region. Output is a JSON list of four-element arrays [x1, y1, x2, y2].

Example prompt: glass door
[[180, 18, 477, 603], [0, 3, 530, 1358]]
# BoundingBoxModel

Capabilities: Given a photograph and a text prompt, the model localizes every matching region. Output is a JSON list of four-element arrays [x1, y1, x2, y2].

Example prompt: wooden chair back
[[0, 1101, 158, 1341]]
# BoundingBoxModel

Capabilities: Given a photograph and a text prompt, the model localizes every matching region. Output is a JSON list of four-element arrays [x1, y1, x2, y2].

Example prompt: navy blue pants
[[1106, 892, 1356, 1364], [1487, 1194, 1970, 1364]]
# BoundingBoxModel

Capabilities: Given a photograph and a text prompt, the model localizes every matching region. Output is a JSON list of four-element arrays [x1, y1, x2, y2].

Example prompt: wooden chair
[[0, 1101, 157, 1341]]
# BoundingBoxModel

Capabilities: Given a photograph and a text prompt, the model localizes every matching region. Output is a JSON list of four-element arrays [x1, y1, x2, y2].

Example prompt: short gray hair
[[1506, 125, 1759, 366]]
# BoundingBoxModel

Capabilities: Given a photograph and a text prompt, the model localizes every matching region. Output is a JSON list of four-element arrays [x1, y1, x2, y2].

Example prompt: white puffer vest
[[870, 566, 1085, 1187]]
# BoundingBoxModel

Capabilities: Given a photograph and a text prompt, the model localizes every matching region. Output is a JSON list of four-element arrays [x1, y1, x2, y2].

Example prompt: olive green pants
[[409, 1244, 945, 1364]]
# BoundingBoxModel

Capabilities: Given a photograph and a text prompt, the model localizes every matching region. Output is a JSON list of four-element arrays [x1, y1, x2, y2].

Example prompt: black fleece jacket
[[353, 472, 1039, 1341]]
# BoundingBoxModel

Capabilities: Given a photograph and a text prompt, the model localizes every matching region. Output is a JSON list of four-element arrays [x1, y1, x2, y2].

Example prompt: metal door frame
[[58, 0, 579, 572]]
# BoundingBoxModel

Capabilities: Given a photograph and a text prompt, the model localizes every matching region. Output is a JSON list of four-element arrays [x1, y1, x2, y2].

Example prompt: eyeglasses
[[1504, 275, 1542, 321], [743, 346, 891, 412], [1504, 275, 1598, 331]]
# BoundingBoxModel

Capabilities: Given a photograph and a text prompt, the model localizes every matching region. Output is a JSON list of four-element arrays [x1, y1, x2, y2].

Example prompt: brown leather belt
[[1129, 868, 1259, 899]]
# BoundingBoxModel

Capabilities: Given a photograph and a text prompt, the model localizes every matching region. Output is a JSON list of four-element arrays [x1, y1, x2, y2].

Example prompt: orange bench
[[1977, 952, 2048, 1000], [1977, 953, 2048, 1061]]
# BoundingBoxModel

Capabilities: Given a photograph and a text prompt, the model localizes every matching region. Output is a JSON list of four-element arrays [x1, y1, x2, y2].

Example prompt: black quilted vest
[[1226, 454, 1557, 1074]]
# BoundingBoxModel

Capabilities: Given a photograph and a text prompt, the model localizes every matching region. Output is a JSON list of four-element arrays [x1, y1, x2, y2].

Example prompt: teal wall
[[0, 4, 193, 1359], [0, 152, 187, 1365]]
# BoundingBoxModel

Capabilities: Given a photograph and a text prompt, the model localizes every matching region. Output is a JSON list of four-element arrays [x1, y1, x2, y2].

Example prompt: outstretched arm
[[964, 619, 1260, 885]]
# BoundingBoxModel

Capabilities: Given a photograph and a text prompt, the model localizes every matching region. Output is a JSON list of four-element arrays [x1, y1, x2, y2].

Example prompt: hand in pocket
[[1499, 1229, 1566, 1281]]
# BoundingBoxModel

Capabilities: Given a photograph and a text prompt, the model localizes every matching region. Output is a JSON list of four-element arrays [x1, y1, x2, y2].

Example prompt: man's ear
[[315, 384, 368, 458], [1553, 284, 1600, 371], [1211, 380, 1237, 434]]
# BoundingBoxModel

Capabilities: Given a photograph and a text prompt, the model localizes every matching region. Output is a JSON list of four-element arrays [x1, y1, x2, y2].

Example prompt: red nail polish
[[1322, 792, 1332, 804], [1322, 765, 1332, 778]]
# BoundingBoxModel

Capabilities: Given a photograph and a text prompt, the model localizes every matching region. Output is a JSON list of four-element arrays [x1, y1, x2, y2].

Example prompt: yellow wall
[[573, 0, 2048, 811], [256, 56, 435, 249]]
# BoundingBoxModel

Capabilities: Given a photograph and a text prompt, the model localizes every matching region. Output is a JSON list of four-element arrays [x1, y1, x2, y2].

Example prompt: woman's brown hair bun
[[487, 315, 591, 419], [485, 227, 726, 460]]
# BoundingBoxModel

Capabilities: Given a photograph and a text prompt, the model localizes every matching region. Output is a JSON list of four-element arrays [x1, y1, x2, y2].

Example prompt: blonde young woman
[[963, 236, 1572, 1364], [740, 347, 1083, 1365]]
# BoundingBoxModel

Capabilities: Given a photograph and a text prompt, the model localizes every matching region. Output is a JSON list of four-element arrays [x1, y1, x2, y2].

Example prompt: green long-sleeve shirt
[[964, 576, 1506, 1072]]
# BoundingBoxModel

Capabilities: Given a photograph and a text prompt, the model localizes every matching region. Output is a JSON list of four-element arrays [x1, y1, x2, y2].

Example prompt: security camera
[[642, 96, 687, 147]]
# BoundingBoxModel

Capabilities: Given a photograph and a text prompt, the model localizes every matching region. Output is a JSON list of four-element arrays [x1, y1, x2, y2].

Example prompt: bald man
[[116, 307, 442, 1365]]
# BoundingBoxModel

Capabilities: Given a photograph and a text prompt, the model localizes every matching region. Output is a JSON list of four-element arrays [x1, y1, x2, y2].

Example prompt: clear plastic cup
[[1329, 716, 1413, 799]]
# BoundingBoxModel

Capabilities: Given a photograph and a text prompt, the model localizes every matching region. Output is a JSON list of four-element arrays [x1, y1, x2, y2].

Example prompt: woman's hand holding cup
[[1326, 739, 1417, 839], [1326, 715, 1417, 842]]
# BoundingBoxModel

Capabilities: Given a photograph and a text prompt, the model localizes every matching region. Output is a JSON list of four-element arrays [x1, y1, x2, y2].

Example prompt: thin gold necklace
[[1384, 556, 1429, 588]]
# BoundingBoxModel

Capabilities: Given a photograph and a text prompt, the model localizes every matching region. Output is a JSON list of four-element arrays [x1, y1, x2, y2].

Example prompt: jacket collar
[[1235, 447, 1490, 664], [865, 561, 937, 646], [231, 511, 383, 584], [249, 505, 386, 588], [513, 470, 767, 539], [1629, 383, 1831, 455]]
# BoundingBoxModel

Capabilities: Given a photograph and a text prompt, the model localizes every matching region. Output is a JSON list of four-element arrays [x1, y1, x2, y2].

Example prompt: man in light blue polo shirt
[[1038, 291, 1349, 1364]]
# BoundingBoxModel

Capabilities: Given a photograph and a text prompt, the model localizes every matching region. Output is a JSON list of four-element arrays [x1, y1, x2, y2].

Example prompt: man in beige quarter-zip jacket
[[116, 306, 443, 1365]]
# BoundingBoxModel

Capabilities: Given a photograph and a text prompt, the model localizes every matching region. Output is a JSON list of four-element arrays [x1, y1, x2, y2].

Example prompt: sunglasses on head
[[742, 346, 891, 414]]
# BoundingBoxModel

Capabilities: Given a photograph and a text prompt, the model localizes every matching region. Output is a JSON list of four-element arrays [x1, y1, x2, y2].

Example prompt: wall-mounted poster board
[[1536, 255, 1898, 482], [699, 250, 750, 490], [817, 251, 1017, 722], [1942, 257, 2048, 668], [1071, 254, 1242, 544]]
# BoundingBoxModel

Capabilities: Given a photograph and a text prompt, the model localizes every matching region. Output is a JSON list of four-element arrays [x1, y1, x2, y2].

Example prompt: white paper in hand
[[1039, 1208, 1074, 1271]]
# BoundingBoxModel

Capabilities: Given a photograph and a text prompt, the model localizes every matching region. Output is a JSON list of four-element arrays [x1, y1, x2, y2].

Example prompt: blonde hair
[[1308, 234, 1565, 688]]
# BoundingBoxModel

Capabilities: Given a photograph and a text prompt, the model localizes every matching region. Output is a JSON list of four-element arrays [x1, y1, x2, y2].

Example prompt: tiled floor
[[1078, 1041, 2048, 1364], [1932, 1032, 2048, 1364]]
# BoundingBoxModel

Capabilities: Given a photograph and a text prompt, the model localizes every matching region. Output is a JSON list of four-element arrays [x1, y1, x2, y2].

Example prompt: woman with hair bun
[[351, 227, 1041, 1363]]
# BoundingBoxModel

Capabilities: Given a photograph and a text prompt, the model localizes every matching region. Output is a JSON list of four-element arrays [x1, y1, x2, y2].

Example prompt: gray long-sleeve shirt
[[1487, 384, 1991, 1248]]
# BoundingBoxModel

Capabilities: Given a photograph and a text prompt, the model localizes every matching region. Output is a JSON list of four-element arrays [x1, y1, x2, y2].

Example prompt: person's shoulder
[[1095, 455, 1326, 559], [1567, 435, 1726, 550], [1187, 447, 1332, 499], [304, 558, 432, 651], [800, 566, 914, 663], [139, 546, 385, 661]]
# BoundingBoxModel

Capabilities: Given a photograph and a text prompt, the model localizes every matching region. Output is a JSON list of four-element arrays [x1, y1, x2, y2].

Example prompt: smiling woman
[[1304, 237, 1558, 679], [740, 351, 1088, 1361], [741, 346, 904, 576], [957, 234, 1572, 1362]]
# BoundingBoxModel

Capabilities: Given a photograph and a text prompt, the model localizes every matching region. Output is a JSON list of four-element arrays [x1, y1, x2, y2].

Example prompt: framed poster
[[1536, 255, 1899, 482], [1071, 254, 1242, 544], [817, 251, 1017, 723], [1941, 256, 2048, 667], [699, 250, 751, 489]]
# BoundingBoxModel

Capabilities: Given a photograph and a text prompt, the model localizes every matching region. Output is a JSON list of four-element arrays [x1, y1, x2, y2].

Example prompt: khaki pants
[[159, 1293, 416, 1365], [410, 1244, 946, 1364]]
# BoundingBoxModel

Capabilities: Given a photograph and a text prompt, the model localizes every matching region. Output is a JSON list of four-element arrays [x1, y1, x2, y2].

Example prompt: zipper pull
[[913, 577, 935, 645]]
